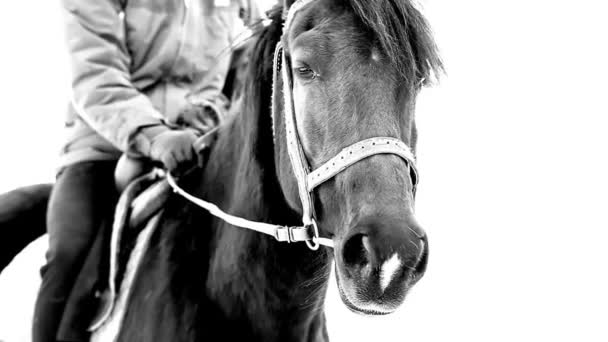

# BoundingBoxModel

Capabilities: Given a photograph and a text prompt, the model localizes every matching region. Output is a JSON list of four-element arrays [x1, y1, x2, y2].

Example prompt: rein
[[166, 172, 335, 247], [167, 0, 419, 251]]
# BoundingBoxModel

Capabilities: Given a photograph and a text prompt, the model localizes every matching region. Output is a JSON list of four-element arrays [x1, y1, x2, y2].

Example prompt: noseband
[[168, 0, 419, 250]]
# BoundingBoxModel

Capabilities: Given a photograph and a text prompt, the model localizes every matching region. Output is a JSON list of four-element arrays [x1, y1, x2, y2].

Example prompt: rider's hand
[[148, 129, 198, 171], [175, 102, 223, 134]]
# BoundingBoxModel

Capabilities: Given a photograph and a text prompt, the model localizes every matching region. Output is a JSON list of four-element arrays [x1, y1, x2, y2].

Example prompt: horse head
[[272, 0, 442, 315]]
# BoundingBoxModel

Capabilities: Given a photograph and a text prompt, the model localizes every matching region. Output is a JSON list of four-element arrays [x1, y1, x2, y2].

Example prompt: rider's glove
[[148, 129, 198, 171], [174, 100, 224, 133], [135, 125, 198, 171]]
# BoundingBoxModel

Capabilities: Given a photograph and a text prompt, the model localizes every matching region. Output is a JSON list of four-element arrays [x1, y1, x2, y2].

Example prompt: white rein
[[166, 172, 335, 248]]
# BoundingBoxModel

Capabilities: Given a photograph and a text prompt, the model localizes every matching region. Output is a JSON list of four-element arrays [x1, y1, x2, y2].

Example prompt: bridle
[[167, 0, 419, 251]]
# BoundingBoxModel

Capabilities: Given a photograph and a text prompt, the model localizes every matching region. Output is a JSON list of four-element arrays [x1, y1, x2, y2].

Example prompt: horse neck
[[200, 102, 332, 339]]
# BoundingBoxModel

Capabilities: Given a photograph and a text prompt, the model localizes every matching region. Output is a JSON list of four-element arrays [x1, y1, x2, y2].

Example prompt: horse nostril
[[342, 233, 370, 268]]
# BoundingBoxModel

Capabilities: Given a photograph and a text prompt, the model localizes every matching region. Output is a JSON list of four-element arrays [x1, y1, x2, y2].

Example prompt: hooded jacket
[[60, 0, 259, 167]]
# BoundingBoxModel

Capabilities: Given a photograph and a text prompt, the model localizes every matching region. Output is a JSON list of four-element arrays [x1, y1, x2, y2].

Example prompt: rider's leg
[[32, 160, 117, 342]]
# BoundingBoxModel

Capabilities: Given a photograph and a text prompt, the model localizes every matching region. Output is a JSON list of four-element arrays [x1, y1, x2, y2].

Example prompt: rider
[[33, 1, 259, 341]]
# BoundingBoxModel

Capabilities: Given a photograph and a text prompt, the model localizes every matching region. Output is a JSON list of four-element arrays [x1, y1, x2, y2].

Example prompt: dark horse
[[2, 0, 442, 340], [114, 1, 441, 340]]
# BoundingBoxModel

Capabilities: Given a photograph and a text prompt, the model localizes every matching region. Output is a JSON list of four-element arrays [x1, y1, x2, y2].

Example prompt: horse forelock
[[346, 0, 443, 89]]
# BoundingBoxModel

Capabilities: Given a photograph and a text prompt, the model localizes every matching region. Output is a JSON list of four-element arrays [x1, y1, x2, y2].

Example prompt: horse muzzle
[[334, 214, 428, 315]]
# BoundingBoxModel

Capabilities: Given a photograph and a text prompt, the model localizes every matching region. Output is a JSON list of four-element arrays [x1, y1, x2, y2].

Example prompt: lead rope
[[166, 172, 334, 248]]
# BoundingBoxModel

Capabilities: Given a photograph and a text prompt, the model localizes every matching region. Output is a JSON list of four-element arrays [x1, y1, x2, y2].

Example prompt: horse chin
[[334, 266, 404, 316], [337, 283, 395, 316]]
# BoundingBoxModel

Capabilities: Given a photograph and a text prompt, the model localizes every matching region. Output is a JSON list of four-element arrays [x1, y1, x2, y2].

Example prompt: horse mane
[[348, 0, 444, 88], [240, 7, 283, 130]]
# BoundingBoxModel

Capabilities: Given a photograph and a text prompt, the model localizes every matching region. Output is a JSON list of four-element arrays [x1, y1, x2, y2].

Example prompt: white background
[[1, 0, 607, 341]]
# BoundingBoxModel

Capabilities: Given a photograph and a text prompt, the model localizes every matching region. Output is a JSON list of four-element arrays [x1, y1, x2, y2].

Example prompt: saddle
[[88, 169, 170, 332], [56, 168, 172, 341], [55, 128, 218, 340]]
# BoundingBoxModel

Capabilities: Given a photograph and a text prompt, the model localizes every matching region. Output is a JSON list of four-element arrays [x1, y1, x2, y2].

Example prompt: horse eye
[[295, 67, 316, 80]]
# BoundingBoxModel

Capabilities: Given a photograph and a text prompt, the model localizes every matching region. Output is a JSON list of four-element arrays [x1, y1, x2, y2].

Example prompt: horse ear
[[282, 0, 296, 20]]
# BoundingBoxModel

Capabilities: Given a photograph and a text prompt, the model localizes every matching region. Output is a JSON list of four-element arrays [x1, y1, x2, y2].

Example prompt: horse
[[0, 0, 442, 340]]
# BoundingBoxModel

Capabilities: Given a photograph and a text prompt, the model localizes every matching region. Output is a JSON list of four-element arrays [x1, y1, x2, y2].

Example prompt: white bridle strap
[[167, 172, 334, 248], [278, 43, 325, 250], [307, 137, 417, 191], [279, 44, 315, 225]]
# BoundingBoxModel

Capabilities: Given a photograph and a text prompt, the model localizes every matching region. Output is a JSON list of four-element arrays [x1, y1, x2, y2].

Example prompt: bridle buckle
[[304, 220, 320, 251]]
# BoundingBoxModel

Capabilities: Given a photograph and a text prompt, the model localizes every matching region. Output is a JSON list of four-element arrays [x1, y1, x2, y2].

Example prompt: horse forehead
[[287, 18, 376, 74], [288, 0, 338, 29], [286, 4, 396, 74], [285, 1, 411, 112], [287, 0, 357, 46]]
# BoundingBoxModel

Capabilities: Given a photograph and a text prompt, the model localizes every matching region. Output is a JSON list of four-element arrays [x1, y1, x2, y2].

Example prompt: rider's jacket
[[59, 0, 259, 167]]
